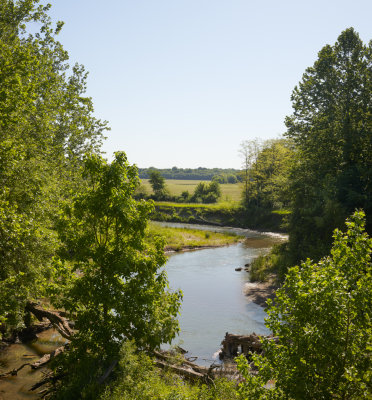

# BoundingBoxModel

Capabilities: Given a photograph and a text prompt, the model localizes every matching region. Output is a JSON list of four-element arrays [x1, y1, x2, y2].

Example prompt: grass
[[249, 242, 291, 283], [153, 200, 240, 210], [141, 179, 242, 203], [147, 222, 243, 251], [100, 341, 238, 400]]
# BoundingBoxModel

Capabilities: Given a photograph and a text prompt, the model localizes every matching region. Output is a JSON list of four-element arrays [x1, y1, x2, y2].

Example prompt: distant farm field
[[140, 179, 242, 202]]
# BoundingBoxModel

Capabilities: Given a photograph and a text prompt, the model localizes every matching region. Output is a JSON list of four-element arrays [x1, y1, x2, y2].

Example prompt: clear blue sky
[[48, 0, 372, 169]]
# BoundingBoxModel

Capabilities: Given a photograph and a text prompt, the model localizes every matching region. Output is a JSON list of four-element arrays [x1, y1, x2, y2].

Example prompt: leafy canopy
[[0, 0, 107, 333], [285, 28, 372, 262], [50, 152, 182, 396]]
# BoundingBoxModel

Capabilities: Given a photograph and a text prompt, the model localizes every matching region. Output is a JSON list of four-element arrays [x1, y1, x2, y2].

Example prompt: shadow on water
[[0, 329, 64, 399]]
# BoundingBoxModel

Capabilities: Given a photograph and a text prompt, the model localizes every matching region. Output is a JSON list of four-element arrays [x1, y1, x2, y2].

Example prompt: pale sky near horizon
[[48, 1, 372, 169]]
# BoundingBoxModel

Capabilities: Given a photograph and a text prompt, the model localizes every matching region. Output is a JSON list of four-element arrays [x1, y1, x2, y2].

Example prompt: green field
[[140, 179, 242, 202]]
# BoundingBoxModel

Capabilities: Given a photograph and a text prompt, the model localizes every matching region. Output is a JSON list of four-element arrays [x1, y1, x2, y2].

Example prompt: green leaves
[[54, 153, 182, 361], [285, 28, 372, 263], [237, 211, 372, 399], [0, 0, 108, 334]]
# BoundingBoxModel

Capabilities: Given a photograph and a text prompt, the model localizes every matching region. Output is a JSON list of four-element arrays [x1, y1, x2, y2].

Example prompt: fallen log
[[0, 345, 67, 379], [30, 345, 66, 369], [29, 371, 66, 395], [155, 359, 206, 381], [153, 349, 215, 382], [153, 350, 209, 375]]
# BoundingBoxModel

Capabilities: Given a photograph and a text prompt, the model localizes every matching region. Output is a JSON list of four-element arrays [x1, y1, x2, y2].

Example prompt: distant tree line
[[138, 167, 241, 181]]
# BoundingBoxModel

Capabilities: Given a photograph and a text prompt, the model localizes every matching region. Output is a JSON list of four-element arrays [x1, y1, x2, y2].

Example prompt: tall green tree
[[237, 211, 372, 400], [0, 0, 107, 334], [191, 181, 221, 203], [51, 152, 182, 398], [285, 28, 372, 262]]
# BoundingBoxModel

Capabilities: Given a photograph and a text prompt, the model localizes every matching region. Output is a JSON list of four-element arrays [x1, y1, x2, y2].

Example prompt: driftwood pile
[[219, 332, 278, 360]]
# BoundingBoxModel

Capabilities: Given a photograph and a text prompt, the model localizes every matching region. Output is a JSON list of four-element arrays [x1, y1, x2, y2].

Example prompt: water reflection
[[164, 233, 281, 365], [0, 223, 285, 396], [0, 329, 65, 399]]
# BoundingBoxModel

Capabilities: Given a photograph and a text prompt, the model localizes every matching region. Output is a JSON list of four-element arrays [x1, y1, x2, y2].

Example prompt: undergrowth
[[100, 342, 238, 400]]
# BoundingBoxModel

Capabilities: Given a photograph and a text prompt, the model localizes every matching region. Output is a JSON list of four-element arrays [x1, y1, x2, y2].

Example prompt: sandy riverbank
[[243, 277, 278, 307]]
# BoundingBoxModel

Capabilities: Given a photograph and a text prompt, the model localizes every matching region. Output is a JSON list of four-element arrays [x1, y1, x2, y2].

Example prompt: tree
[[191, 181, 221, 203], [240, 139, 293, 209], [239, 139, 262, 205], [51, 152, 182, 397], [237, 211, 372, 400], [285, 28, 372, 262], [0, 0, 107, 334], [149, 170, 166, 198]]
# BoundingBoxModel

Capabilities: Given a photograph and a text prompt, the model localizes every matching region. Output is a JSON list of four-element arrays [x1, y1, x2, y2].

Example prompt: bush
[[191, 181, 221, 204], [237, 211, 372, 400], [250, 242, 290, 282]]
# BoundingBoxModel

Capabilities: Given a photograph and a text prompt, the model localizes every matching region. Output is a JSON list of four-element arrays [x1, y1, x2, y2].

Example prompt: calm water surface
[[0, 223, 285, 397], [161, 222, 286, 364]]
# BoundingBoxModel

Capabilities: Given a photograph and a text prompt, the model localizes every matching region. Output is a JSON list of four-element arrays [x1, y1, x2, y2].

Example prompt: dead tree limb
[[25, 302, 73, 340], [97, 360, 118, 384], [155, 359, 206, 381], [0, 363, 31, 377], [0, 345, 67, 379]]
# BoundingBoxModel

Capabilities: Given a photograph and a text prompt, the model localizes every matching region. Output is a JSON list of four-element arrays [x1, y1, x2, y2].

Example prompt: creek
[[0, 223, 286, 398], [159, 222, 286, 364]]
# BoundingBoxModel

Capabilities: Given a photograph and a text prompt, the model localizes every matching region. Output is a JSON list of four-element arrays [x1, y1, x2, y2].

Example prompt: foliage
[[213, 174, 238, 184], [237, 211, 372, 400], [191, 181, 222, 203], [100, 341, 238, 400], [285, 28, 372, 263], [50, 153, 182, 397], [139, 179, 242, 203], [239, 138, 262, 204], [239, 138, 293, 209], [0, 0, 107, 334], [249, 243, 289, 283]]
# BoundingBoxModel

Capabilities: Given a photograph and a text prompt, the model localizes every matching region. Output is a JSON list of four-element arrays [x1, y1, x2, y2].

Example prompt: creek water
[[0, 329, 65, 399], [160, 222, 286, 364], [0, 223, 286, 398]]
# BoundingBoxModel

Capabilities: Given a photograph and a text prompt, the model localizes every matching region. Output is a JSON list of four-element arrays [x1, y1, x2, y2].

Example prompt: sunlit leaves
[[0, 0, 108, 334], [237, 211, 372, 399], [285, 28, 372, 262], [54, 153, 182, 359]]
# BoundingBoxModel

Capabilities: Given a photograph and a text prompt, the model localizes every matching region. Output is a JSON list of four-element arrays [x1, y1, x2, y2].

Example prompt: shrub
[[237, 211, 372, 400]]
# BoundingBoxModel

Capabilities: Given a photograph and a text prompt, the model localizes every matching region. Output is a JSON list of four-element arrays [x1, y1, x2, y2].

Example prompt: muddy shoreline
[[244, 278, 278, 308]]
